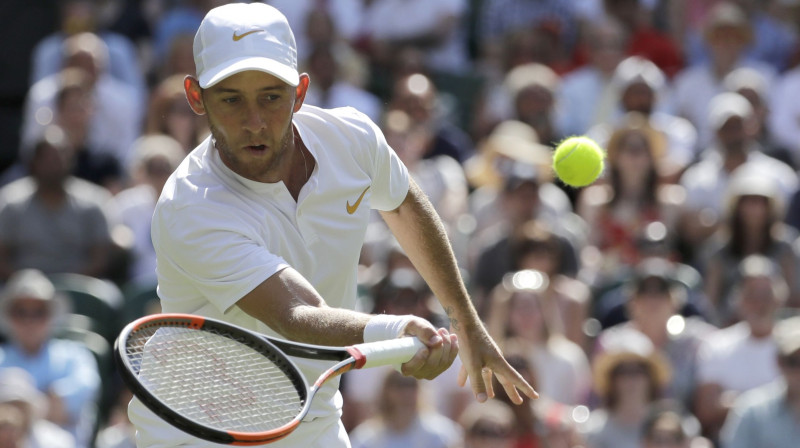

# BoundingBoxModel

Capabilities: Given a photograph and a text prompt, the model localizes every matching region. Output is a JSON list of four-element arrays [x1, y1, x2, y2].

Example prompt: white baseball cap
[[193, 3, 299, 89], [708, 92, 753, 130]]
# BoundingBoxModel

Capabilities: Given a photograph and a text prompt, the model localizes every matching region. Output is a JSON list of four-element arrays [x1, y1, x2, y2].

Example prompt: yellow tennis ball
[[552, 136, 605, 187]]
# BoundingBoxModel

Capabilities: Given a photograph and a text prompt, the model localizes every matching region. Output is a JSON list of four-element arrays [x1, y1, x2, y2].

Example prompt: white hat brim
[[199, 56, 299, 88]]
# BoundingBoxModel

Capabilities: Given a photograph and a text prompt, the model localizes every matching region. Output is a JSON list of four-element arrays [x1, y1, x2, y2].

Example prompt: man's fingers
[[457, 364, 468, 387], [444, 332, 459, 366], [400, 346, 430, 376], [496, 371, 524, 404], [481, 367, 495, 400], [402, 319, 443, 348], [467, 362, 489, 402], [497, 362, 539, 401]]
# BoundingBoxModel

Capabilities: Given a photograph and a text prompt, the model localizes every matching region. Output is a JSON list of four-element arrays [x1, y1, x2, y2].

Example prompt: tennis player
[[129, 3, 537, 447]]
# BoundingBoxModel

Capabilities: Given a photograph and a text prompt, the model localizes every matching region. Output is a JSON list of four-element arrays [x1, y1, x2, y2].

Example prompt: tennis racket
[[114, 313, 424, 445]]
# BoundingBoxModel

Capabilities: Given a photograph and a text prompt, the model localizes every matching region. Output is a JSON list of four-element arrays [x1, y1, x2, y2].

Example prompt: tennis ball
[[552, 136, 605, 187]]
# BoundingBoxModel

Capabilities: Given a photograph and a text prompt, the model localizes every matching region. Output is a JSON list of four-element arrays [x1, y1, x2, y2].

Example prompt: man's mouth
[[245, 144, 267, 153]]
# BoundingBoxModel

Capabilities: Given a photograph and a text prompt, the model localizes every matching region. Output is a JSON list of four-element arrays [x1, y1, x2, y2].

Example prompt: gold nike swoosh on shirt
[[346, 186, 370, 215], [232, 29, 265, 41]]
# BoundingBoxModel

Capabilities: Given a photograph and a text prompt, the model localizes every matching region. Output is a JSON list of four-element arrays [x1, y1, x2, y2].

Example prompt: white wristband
[[363, 314, 415, 343]]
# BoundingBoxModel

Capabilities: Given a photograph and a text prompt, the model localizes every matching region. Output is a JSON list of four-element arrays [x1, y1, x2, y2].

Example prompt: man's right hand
[[399, 318, 459, 380]]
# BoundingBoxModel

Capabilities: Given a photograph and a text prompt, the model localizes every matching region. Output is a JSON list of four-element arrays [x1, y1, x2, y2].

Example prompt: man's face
[[196, 71, 303, 182], [738, 276, 779, 327], [621, 82, 655, 115], [716, 115, 750, 153]]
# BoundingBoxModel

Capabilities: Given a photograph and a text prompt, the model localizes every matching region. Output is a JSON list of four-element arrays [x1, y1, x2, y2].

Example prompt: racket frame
[[115, 314, 326, 445]]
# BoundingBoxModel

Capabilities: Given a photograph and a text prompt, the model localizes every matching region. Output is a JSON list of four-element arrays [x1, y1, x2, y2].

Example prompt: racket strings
[[126, 325, 304, 433]]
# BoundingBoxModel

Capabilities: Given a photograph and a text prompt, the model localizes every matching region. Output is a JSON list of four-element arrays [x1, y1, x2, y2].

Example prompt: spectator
[[587, 56, 698, 180], [144, 74, 209, 153], [479, 63, 562, 146], [602, 0, 684, 78], [303, 44, 382, 124], [582, 330, 672, 448], [0, 127, 116, 280], [720, 315, 800, 448], [471, 164, 581, 302], [465, 122, 578, 245], [488, 348, 542, 447], [723, 67, 790, 168], [700, 169, 799, 324], [536, 401, 587, 448], [579, 114, 686, 282], [769, 61, 800, 166], [506, 221, 591, 350], [684, 0, 798, 72], [30, 0, 145, 105], [460, 400, 516, 448], [693, 255, 786, 442], [359, 0, 471, 75], [349, 369, 462, 448], [387, 73, 475, 164], [52, 68, 123, 193], [154, 31, 195, 84], [486, 270, 592, 406], [267, 0, 363, 62], [344, 265, 472, 429], [22, 32, 142, 168], [111, 135, 185, 287], [594, 258, 716, 408], [671, 2, 776, 148], [150, 0, 226, 75], [556, 18, 627, 137], [383, 110, 468, 237], [0, 270, 100, 446], [479, 0, 579, 76], [641, 401, 709, 448], [679, 92, 797, 254], [0, 368, 75, 448]]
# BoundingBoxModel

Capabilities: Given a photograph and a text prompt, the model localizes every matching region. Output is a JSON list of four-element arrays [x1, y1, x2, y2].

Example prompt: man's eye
[[222, 97, 239, 104]]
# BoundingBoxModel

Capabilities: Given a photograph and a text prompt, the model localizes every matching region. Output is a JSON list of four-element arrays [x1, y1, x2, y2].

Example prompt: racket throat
[[313, 358, 357, 388]]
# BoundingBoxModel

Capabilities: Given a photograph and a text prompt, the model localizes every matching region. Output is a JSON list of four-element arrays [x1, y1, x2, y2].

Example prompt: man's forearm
[[237, 267, 371, 346], [380, 180, 481, 332]]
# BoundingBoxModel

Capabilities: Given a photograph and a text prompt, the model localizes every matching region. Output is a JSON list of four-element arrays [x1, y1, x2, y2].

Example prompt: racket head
[[114, 314, 310, 445]]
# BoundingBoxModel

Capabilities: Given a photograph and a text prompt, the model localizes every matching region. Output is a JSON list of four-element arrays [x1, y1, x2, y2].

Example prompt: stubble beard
[[209, 121, 295, 182]]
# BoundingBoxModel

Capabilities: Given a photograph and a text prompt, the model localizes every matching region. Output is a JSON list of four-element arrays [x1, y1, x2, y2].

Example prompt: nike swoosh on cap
[[232, 29, 265, 41]]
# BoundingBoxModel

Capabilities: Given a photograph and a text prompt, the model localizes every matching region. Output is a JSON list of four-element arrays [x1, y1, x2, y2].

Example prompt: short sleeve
[[153, 203, 290, 313], [336, 107, 410, 211]]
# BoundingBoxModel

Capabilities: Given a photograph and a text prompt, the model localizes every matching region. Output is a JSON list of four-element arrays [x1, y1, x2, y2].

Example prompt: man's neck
[[35, 183, 67, 208]]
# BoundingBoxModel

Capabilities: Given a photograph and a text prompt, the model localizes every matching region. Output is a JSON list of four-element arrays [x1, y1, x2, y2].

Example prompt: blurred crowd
[[1, 0, 800, 447]]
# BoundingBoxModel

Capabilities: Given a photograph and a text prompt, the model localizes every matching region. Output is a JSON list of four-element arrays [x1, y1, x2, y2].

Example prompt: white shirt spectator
[[671, 62, 775, 148], [680, 149, 797, 216], [360, 0, 471, 73], [556, 67, 618, 137], [696, 322, 779, 393], [31, 32, 146, 112], [267, 0, 364, 61], [22, 72, 141, 166]]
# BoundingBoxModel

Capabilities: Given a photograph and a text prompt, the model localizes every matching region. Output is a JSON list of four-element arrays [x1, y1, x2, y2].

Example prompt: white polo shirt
[[129, 105, 410, 446]]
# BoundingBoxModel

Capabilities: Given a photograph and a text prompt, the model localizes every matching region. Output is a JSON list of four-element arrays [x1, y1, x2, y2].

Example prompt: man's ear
[[184, 76, 206, 115], [293, 73, 310, 113]]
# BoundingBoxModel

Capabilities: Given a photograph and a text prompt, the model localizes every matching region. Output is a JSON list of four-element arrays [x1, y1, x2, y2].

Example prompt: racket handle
[[350, 337, 426, 369]]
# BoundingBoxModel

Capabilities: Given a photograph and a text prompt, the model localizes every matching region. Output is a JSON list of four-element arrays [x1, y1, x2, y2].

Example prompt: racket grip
[[351, 337, 426, 369]]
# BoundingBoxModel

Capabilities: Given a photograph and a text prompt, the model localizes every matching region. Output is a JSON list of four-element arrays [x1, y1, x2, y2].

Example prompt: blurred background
[[1, 0, 800, 447]]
